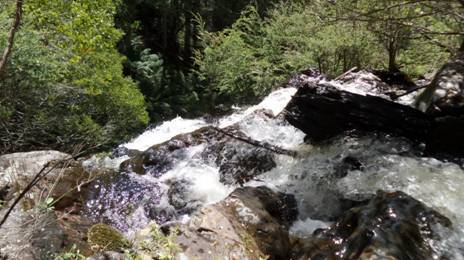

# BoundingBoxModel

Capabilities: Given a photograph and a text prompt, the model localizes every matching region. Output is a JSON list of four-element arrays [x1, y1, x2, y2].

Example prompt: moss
[[87, 223, 129, 252]]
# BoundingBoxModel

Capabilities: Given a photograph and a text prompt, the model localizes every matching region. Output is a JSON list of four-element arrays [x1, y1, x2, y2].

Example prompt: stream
[[83, 81, 464, 258]]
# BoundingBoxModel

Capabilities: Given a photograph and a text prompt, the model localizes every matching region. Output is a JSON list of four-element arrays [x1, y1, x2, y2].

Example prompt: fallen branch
[[0, 145, 98, 229], [389, 84, 429, 100], [0, 161, 58, 228], [334, 67, 358, 81], [213, 127, 298, 157]]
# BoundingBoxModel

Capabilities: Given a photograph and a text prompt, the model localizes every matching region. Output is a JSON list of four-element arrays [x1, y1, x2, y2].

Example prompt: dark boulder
[[293, 191, 452, 260], [121, 123, 279, 185], [283, 75, 464, 158], [206, 140, 276, 185], [427, 115, 464, 159], [284, 82, 432, 143], [333, 156, 365, 178], [166, 179, 202, 215], [286, 68, 327, 89], [372, 69, 416, 89], [120, 126, 220, 175]]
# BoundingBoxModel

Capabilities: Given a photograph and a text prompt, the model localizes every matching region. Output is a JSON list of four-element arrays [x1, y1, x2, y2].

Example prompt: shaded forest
[[0, 0, 463, 154]]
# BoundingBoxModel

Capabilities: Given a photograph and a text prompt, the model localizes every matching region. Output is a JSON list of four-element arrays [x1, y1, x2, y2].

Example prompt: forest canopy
[[0, 0, 462, 154]]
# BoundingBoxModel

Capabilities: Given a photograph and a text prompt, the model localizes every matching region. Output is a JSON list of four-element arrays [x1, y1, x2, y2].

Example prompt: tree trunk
[[183, 0, 193, 65], [0, 0, 23, 76], [387, 40, 399, 72]]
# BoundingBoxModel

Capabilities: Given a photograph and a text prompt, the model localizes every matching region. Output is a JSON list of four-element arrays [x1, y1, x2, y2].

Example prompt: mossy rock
[[87, 223, 129, 252]]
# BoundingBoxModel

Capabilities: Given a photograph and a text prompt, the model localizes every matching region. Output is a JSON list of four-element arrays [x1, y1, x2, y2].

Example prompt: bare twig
[[390, 84, 429, 100], [0, 145, 99, 229]]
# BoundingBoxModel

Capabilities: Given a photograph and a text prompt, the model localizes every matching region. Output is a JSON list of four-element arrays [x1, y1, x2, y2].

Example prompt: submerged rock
[[206, 140, 276, 185], [293, 191, 452, 260], [174, 186, 298, 260]]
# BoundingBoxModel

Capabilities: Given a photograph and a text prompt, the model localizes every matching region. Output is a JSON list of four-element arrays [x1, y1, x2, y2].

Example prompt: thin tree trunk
[[0, 0, 23, 76], [387, 40, 399, 72], [184, 0, 193, 65]]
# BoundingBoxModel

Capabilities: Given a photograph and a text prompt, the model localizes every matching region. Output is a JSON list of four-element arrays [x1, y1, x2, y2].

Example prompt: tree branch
[[213, 127, 298, 157], [0, 0, 23, 76]]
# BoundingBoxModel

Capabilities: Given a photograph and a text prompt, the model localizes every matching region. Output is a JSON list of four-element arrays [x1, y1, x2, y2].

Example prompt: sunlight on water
[[218, 87, 297, 128], [122, 117, 208, 151]]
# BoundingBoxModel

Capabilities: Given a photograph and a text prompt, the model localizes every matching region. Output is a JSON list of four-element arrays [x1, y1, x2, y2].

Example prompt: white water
[[122, 117, 208, 151], [121, 87, 298, 151], [102, 82, 464, 257]]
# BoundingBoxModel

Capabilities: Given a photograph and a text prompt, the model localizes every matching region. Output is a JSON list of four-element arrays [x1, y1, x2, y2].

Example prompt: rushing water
[[85, 79, 464, 257]]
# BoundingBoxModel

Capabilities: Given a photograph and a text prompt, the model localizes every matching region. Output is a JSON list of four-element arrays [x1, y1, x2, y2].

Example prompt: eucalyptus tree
[[335, 0, 463, 73]]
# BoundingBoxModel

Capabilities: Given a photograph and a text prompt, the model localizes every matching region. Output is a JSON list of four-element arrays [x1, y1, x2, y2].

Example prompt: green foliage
[[0, 0, 148, 154], [137, 223, 180, 260], [57, 244, 86, 260], [195, 1, 462, 103], [195, 3, 381, 104], [128, 48, 202, 121], [37, 197, 56, 213]]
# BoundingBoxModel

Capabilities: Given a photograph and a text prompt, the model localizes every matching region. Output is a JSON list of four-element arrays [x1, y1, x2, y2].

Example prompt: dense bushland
[[0, 0, 462, 154]]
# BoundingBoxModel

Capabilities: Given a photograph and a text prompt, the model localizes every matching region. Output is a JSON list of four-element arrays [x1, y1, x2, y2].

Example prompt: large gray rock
[[165, 186, 297, 260], [131, 187, 298, 260], [414, 52, 464, 114], [0, 208, 66, 259], [0, 150, 87, 209]]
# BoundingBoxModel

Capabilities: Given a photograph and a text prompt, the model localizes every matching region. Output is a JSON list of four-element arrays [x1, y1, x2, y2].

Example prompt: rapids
[[84, 82, 464, 258]]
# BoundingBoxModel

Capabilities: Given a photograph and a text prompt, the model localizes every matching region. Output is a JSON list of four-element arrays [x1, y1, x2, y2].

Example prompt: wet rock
[[284, 81, 432, 143], [372, 69, 416, 89], [121, 123, 279, 185], [110, 146, 140, 159], [427, 115, 464, 158], [173, 186, 298, 260], [0, 209, 66, 259], [84, 172, 163, 232], [286, 68, 327, 89], [293, 191, 452, 260], [210, 140, 276, 185], [333, 156, 364, 178], [166, 179, 202, 215], [120, 126, 221, 176], [0, 150, 87, 209], [414, 51, 464, 115]]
